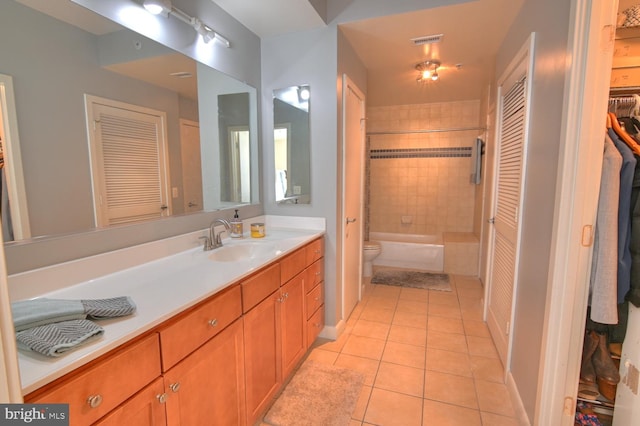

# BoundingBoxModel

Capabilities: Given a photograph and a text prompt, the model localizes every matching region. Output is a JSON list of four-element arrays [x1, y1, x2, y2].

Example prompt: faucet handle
[[199, 236, 212, 251]]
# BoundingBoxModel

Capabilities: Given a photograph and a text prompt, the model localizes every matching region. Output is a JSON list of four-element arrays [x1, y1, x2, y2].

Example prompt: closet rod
[[366, 126, 486, 136]]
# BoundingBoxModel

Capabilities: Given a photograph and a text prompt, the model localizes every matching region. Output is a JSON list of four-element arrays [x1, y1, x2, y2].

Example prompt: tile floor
[[305, 272, 522, 426]]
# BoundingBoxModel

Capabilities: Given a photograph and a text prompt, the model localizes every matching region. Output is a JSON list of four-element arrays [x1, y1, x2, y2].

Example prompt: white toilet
[[363, 241, 382, 277]]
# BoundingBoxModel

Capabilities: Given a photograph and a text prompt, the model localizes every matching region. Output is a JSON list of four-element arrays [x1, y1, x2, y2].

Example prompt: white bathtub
[[370, 232, 444, 272]]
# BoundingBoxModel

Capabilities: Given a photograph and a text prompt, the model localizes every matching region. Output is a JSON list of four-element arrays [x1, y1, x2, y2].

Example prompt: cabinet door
[[244, 291, 282, 425], [95, 377, 167, 426], [163, 319, 246, 426], [281, 273, 306, 378]]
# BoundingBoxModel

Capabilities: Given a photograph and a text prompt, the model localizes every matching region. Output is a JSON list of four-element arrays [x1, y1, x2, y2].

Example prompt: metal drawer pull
[[87, 394, 103, 409], [208, 319, 218, 327], [157, 393, 168, 404], [169, 382, 181, 393]]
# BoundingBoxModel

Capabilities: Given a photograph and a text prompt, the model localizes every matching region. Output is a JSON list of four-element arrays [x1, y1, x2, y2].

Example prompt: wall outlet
[[293, 185, 301, 195], [401, 215, 413, 224], [172, 187, 179, 198]]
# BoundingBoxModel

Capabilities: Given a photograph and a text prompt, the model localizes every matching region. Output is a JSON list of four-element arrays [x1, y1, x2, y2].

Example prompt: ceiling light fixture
[[142, 0, 231, 47], [416, 60, 441, 83]]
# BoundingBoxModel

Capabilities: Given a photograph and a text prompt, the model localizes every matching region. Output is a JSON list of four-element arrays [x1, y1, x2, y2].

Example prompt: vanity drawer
[[280, 247, 306, 285], [306, 283, 323, 320], [26, 333, 161, 426], [160, 284, 242, 370], [305, 258, 324, 292], [242, 263, 280, 313], [305, 238, 324, 265], [307, 306, 325, 348]]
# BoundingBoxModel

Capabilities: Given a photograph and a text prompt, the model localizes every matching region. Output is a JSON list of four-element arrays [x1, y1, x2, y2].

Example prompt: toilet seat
[[364, 241, 381, 251]]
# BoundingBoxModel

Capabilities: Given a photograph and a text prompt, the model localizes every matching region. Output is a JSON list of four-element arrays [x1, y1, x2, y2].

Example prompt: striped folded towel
[[16, 319, 104, 357], [12, 296, 136, 332]]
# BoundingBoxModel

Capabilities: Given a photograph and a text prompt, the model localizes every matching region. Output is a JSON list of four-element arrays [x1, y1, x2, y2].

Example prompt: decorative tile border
[[370, 147, 472, 159]]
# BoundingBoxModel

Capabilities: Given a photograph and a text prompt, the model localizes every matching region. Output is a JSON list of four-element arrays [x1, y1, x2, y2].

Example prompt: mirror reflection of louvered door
[[487, 37, 533, 370], [85, 95, 170, 227]]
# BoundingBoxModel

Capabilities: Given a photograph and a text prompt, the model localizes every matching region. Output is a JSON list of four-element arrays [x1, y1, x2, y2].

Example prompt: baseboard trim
[[506, 371, 532, 425], [318, 319, 347, 341]]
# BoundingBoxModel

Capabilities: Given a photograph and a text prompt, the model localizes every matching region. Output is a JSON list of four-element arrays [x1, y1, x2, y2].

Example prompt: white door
[[486, 36, 534, 369], [85, 95, 171, 227], [342, 74, 366, 320], [180, 119, 203, 213]]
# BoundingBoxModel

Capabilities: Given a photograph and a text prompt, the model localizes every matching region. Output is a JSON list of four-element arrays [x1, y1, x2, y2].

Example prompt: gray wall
[[492, 0, 571, 419], [262, 27, 340, 326]]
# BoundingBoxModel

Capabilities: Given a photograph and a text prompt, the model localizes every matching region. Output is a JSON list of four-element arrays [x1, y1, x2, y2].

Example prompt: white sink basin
[[208, 242, 281, 262]]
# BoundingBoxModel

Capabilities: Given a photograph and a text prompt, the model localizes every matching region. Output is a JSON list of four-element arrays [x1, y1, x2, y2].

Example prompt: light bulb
[[431, 71, 439, 81], [143, 0, 170, 16]]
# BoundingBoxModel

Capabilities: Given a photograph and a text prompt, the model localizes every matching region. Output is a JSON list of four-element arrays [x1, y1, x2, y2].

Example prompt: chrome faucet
[[208, 219, 231, 250]]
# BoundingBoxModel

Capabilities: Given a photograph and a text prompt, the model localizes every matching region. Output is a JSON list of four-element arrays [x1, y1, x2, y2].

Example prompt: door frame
[[340, 73, 366, 320], [0, 73, 31, 240], [536, 0, 618, 424]]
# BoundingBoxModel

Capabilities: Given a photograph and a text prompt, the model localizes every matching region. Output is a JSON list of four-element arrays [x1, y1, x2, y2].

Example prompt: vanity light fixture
[[416, 60, 441, 83], [142, 0, 231, 47], [143, 0, 171, 16], [298, 86, 310, 101]]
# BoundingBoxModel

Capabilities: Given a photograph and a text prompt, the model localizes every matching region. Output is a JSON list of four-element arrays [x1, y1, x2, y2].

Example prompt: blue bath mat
[[371, 270, 451, 291]]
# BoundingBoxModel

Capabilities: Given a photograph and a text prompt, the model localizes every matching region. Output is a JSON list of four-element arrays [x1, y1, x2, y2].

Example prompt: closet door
[[486, 36, 533, 369], [85, 95, 171, 227]]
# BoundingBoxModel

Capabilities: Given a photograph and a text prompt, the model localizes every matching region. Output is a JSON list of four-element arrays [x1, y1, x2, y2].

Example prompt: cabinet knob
[[169, 382, 181, 393], [315, 249, 321, 254], [157, 393, 168, 404], [283, 292, 289, 299], [87, 394, 103, 409], [208, 319, 218, 327]]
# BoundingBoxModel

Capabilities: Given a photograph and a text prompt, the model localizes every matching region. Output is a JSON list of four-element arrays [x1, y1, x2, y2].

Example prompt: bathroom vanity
[[11, 217, 325, 426]]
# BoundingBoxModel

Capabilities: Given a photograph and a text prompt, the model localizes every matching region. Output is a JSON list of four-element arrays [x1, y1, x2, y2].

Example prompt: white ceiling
[[211, 0, 525, 105], [210, 0, 327, 38], [18, 0, 524, 106]]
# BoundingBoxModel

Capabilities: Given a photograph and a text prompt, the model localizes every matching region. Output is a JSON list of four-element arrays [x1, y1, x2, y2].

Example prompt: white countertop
[[13, 221, 324, 394]]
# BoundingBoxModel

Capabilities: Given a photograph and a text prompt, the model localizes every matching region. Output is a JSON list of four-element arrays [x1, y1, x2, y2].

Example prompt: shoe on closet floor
[[580, 330, 598, 384], [590, 330, 620, 401]]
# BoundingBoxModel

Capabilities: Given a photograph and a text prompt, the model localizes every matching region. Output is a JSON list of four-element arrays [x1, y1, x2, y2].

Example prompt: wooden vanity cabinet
[[94, 377, 167, 426], [162, 319, 246, 426], [25, 333, 162, 426], [243, 289, 282, 424], [280, 271, 306, 379], [24, 236, 324, 426]]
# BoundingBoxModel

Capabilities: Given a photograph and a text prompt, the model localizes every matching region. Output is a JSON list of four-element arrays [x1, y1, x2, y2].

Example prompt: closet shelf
[[616, 26, 640, 40]]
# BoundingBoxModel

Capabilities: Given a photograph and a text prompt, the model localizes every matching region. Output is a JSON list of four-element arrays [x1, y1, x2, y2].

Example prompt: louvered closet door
[[487, 75, 528, 367], [89, 100, 169, 226]]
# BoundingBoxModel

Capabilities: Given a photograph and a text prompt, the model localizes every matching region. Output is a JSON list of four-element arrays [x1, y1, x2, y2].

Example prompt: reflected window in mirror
[[273, 85, 311, 204]]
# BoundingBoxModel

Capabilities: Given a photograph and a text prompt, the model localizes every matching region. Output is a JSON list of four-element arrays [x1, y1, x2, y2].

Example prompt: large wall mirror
[[273, 85, 311, 204], [0, 0, 259, 243]]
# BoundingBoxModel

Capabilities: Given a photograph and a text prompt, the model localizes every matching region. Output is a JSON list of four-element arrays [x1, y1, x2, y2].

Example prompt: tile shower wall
[[366, 100, 481, 236]]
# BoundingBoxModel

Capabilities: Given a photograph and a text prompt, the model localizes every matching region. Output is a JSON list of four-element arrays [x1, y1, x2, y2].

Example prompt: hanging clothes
[[590, 134, 622, 325], [607, 128, 636, 303]]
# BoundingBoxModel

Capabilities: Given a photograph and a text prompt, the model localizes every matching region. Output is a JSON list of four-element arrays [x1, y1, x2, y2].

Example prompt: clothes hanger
[[609, 112, 640, 155]]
